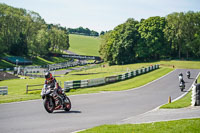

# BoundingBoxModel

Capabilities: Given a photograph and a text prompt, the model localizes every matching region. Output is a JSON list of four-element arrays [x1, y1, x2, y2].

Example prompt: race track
[[0, 69, 199, 133]]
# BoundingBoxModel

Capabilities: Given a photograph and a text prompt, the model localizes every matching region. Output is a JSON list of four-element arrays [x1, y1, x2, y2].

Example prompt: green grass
[[79, 118, 200, 133], [31, 56, 70, 65], [160, 91, 192, 109], [69, 34, 101, 56], [158, 60, 200, 69], [0, 56, 70, 68]]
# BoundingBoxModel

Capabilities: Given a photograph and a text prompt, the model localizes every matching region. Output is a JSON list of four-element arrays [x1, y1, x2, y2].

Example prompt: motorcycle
[[186, 71, 190, 79], [179, 81, 185, 92], [41, 86, 71, 113]]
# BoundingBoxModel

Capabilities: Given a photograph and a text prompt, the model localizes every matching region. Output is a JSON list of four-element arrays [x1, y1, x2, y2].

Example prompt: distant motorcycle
[[41, 86, 71, 113], [186, 71, 190, 79], [179, 81, 185, 91]]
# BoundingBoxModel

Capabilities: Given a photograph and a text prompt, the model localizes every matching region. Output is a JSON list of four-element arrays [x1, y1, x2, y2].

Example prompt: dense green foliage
[[99, 18, 139, 64], [0, 3, 69, 57], [100, 11, 200, 65], [68, 27, 99, 36]]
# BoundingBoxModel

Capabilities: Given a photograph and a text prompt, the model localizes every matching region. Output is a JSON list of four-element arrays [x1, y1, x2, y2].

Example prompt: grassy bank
[[69, 34, 101, 56], [160, 91, 192, 109], [158, 60, 200, 69], [79, 118, 200, 133]]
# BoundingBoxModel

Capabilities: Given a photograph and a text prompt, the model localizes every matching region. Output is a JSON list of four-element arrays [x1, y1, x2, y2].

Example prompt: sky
[[0, 0, 200, 32]]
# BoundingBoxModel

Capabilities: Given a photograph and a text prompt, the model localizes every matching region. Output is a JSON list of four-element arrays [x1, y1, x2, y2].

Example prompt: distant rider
[[178, 73, 184, 83], [186, 71, 190, 79], [179, 73, 185, 91]]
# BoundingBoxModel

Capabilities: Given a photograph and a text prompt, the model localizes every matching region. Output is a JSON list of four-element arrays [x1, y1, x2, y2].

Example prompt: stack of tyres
[[196, 84, 200, 106]]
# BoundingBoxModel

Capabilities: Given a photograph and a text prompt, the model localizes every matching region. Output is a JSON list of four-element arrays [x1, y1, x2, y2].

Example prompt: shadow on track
[[53, 110, 82, 114]]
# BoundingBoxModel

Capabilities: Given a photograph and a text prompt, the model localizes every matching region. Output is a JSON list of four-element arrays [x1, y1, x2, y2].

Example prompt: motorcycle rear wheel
[[64, 97, 71, 111], [44, 98, 55, 113]]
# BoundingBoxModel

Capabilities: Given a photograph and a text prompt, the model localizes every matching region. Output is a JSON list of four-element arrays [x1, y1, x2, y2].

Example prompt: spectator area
[[3, 56, 32, 65]]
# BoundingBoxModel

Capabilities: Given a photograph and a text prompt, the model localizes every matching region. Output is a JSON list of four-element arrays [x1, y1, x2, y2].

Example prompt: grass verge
[[79, 118, 200, 133], [160, 91, 192, 109]]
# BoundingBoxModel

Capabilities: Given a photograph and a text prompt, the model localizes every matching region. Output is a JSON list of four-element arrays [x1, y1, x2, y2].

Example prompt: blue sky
[[0, 0, 199, 32]]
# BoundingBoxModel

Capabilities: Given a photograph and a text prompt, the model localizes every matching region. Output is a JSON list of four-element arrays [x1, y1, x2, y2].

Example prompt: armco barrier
[[64, 64, 159, 91], [88, 78, 106, 87], [0, 86, 8, 95], [105, 76, 118, 83]]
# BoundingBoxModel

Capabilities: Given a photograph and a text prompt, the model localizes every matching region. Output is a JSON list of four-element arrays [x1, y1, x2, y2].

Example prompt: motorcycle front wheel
[[64, 97, 71, 111], [44, 98, 55, 113]]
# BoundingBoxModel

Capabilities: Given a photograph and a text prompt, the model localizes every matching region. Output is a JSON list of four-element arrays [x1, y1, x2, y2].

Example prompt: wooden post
[[168, 96, 171, 103], [26, 84, 28, 94]]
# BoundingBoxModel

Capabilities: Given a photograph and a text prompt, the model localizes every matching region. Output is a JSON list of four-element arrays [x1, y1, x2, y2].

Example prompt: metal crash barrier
[[64, 64, 159, 92], [0, 86, 8, 95]]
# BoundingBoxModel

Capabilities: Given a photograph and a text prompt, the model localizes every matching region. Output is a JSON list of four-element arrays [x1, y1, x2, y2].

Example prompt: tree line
[[0, 3, 69, 57], [99, 11, 200, 65], [68, 27, 99, 36]]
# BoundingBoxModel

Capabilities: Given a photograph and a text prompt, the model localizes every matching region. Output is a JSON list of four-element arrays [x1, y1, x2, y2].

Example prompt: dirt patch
[[0, 72, 19, 81]]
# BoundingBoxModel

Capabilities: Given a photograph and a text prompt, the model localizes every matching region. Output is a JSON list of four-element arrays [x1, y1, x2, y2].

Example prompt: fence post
[[26, 84, 28, 94]]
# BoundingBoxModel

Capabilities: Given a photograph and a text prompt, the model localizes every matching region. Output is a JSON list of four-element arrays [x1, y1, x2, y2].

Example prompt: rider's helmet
[[179, 73, 183, 76], [45, 72, 53, 81]]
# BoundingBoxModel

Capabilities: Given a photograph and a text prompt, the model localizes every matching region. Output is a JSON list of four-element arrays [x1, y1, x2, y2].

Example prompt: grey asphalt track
[[0, 69, 199, 133]]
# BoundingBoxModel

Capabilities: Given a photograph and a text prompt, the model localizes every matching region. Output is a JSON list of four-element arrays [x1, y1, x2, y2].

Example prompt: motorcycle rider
[[43, 72, 68, 103], [179, 72, 185, 91], [186, 71, 190, 79], [179, 73, 184, 83]]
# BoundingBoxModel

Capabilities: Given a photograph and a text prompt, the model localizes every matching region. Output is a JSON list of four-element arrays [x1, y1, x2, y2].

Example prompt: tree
[[137, 16, 168, 61], [0, 3, 69, 57], [99, 18, 139, 65]]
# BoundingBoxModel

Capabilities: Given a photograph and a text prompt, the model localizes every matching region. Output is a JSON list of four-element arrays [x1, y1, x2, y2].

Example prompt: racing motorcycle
[[41, 86, 71, 113], [186, 71, 190, 79], [179, 81, 185, 92]]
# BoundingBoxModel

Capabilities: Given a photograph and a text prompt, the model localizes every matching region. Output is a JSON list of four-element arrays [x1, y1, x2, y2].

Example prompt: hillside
[[68, 34, 101, 56]]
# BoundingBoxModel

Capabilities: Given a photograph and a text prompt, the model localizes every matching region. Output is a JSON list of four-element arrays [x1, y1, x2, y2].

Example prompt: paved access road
[[0, 69, 199, 133]]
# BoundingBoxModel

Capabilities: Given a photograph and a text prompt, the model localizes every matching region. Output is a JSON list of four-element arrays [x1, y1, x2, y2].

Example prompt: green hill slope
[[69, 34, 101, 56]]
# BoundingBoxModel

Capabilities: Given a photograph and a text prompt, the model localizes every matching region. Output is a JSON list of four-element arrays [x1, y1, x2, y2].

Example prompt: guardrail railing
[[64, 64, 159, 92], [0, 86, 8, 95]]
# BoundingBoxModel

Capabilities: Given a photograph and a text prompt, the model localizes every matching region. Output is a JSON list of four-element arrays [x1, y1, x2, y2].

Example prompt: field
[[69, 34, 101, 56]]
